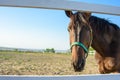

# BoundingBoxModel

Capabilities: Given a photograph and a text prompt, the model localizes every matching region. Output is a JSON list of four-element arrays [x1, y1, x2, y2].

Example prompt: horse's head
[[65, 11, 92, 72]]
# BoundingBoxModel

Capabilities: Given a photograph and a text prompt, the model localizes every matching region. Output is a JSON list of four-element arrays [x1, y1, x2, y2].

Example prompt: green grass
[[0, 51, 98, 75]]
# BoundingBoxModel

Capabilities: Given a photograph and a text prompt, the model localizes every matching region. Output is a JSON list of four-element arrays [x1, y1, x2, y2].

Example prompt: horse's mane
[[89, 16, 120, 34]]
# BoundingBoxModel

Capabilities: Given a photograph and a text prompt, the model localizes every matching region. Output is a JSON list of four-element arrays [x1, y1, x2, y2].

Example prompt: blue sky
[[0, 0, 120, 50]]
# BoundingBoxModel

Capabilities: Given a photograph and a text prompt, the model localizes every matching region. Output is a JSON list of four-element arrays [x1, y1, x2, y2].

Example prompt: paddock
[[0, 0, 120, 79]]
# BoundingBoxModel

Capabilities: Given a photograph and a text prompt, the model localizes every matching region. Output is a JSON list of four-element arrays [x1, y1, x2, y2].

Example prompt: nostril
[[78, 62, 82, 68], [77, 59, 85, 70], [78, 60, 82, 68], [80, 61, 84, 68]]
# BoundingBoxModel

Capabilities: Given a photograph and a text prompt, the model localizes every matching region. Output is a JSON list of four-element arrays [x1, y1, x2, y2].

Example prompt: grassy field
[[0, 52, 99, 75]]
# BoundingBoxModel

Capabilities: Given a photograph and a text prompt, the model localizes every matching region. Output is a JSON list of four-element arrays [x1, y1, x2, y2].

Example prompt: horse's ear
[[83, 12, 91, 20], [65, 11, 73, 18]]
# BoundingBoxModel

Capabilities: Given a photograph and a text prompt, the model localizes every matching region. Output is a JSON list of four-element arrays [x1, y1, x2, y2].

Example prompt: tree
[[44, 48, 55, 53], [14, 49, 18, 52], [51, 48, 55, 53]]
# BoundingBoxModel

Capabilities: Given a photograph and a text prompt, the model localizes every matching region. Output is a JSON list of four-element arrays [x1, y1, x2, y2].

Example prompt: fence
[[0, 0, 120, 79], [0, 0, 120, 15], [0, 74, 120, 80]]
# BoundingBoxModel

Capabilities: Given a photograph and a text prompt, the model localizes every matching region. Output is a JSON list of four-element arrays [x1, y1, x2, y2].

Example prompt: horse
[[65, 11, 120, 74]]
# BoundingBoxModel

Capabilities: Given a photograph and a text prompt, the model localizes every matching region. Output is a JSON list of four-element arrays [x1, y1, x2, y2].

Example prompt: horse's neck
[[91, 26, 120, 57], [90, 24, 114, 57], [91, 29, 110, 56]]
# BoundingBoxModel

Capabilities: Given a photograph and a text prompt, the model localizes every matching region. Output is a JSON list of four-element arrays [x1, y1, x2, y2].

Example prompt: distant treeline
[[0, 47, 69, 54], [0, 49, 42, 53], [0, 47, 95, 54]]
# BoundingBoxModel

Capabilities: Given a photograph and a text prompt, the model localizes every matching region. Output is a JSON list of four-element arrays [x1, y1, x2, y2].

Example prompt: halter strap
[[70, 42, 88, 53]]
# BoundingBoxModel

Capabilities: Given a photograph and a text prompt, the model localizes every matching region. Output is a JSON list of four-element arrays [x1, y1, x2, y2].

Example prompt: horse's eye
[[67, 28, 70, 32], [68, 25, 72, 32]]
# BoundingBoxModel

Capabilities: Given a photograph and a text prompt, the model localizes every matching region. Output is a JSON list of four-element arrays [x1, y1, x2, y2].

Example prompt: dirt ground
[[0, 52, 99, 75]]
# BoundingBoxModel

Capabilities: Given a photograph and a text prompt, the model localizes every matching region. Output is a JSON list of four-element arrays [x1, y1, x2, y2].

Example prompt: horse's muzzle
[[72, 59, 85, 72]]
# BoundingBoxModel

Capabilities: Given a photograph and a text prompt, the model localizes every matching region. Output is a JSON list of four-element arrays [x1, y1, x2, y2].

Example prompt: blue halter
[[70, 42, 88, 53]]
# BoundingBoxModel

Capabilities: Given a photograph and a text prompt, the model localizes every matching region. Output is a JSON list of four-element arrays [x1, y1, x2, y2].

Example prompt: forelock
[[77, 12, 87, 24]]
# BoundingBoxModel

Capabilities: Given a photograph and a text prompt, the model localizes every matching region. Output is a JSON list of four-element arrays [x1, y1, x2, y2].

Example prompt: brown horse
[[65, 11, 120, 74]]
